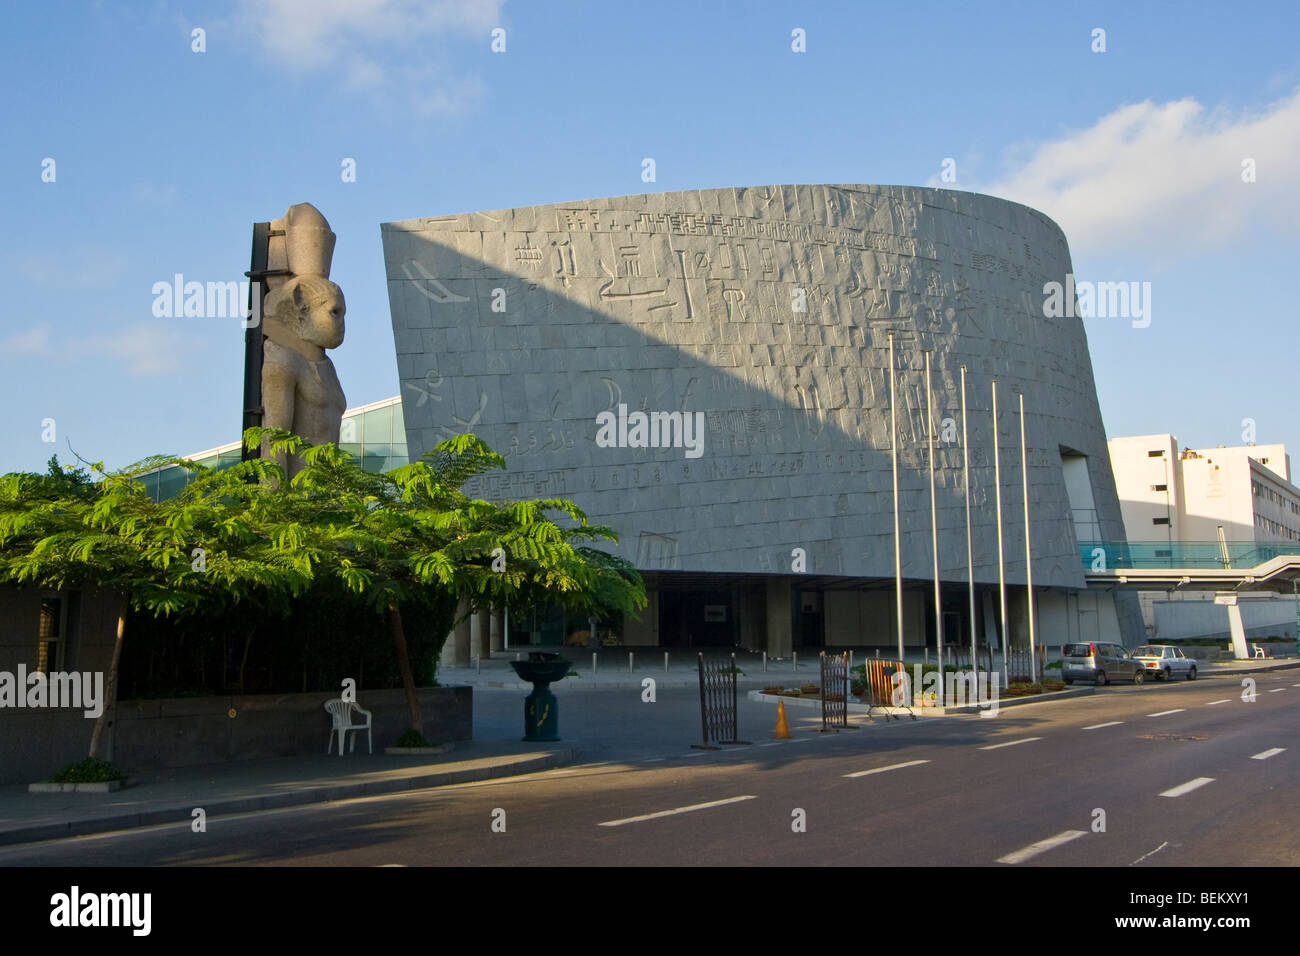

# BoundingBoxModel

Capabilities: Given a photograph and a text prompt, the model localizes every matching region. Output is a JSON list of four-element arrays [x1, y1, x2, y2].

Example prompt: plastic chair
[[324, 699, 373, 756], [1252, 644, 1266, 659]]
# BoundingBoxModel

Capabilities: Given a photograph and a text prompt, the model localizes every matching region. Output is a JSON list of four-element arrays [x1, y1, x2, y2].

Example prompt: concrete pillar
[[445, 600, 471, 667], [1221, 595, 1249, 659], [765, 577, 792, 658], [471, 609, 491, 659], [489, 608, 504, 655]]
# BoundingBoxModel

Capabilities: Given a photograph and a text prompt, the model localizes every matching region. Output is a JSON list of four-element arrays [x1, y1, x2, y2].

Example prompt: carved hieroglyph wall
[[382, 185, 1130, 590]]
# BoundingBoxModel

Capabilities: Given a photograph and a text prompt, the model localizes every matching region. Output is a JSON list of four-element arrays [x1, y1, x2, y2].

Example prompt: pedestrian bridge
[[1079, 541, 1300, 591], [1079, 541, 1300, 658]]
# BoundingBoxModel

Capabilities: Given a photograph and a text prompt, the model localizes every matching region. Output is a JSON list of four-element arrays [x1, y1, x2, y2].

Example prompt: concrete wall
[[1153, 597, 1297, 642], [0, 587, 121, 676], [382, 185, 1131, 609], [0, 686, 472, 785]]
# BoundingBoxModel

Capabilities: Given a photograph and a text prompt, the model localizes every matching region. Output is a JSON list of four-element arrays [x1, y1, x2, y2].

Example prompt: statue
[[259, 203, 347, 479]]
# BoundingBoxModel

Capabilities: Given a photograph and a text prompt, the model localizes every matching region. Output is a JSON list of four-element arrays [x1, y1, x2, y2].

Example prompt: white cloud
[[233, 0, 502, 116], [95, 323, 195, 377], [0, 323, 52, 356], [237, 0, 502, 69], [975, 90, 1300, 257]]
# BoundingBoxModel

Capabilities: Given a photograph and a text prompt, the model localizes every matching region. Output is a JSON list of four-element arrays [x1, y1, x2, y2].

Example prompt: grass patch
[[48, 757, 125, 784]]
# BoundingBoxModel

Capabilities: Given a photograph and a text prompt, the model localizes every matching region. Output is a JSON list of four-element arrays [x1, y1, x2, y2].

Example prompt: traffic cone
[[773, 700, 791, 739]]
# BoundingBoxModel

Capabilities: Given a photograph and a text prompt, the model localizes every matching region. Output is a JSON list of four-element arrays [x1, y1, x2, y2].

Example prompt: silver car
[[1132, 645, 1198, 681], [1061, 642, 1145, 686]]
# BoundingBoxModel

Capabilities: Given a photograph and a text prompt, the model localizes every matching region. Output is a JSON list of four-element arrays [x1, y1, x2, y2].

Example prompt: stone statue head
[[264, 274, 345, 352]]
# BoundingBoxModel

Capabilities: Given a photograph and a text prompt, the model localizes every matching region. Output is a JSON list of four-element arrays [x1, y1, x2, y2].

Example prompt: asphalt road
[[2, 670, 1296, 866]]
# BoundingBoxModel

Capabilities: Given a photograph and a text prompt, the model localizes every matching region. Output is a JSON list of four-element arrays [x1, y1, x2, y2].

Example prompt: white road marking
[[597, 795, 757, 827], [1250, 748, 1286, 760], [1160, 777, 1215, 797], [1292, 683, 1300, 688], [1206, 699, 1232, 706], [843, 759, 930, 778], [997, 830, 1087, 864], [1268, 688, 1286, 693], [1146, 709, 1186, 717], [1082, 721, 1123, 730], [683, 751, 708, 757], [1130, 841, 1169, 866], [642, 758, 665, 763], [979, 737, 1041, 750], [758, 742, 781, 747]]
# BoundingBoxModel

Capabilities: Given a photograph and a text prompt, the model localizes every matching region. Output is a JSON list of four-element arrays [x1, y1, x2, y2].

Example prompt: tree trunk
[[237, 629, 254, 693], [388, 603, 423, 733], [88, 603, 126, 759]]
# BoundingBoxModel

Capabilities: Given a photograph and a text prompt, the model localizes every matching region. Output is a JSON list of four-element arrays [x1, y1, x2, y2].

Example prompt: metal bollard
[[763, 651, 767, 672], [794, 651, 798, 672], [629, 651, 634, 673], [664, 651, 669, 673], [592, 652, 597, 675]]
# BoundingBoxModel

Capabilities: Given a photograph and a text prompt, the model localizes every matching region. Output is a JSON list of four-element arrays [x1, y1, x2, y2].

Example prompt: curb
[[747, 686, 1094, 715], [1200, 660, 1300, 676], [0, 747, 577, 848]]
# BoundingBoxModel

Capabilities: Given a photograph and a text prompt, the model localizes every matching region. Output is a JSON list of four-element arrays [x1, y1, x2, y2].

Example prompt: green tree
[[248, 428, 645, 735]]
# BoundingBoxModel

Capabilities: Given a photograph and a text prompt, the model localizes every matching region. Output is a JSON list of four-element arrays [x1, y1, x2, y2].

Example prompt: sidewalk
[[438, 647, 1300, 691], [0, 739, 574, 848]]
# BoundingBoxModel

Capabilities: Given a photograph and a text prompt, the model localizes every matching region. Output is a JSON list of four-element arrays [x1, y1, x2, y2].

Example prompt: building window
[[1150, 483, 1167, 492], [1152, 517, 1170, 526], [1147, 450, 1163, 458], [37, 598, 62, 674]]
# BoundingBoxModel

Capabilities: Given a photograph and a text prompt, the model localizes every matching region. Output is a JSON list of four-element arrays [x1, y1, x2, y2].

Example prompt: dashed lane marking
[[843, 759, 930, 778], [597, 795, 758, 827], [1146, 709, 1186, 717], [979, 737, 1041, 750], [1160, 777, 1215, 798], [1082, 721, 1123, 730], [1250, 748, 1285, 760], [997, 830, 1086, 864]]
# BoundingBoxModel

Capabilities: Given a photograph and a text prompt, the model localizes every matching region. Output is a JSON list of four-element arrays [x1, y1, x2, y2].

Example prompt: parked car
[[1061, 642, 1145, 686], [1132, 644, 1198, 681]]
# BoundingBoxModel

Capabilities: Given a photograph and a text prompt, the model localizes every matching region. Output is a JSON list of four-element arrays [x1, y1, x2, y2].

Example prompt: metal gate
[[694, 653, 749, 748], [819, 651, 856, 732]]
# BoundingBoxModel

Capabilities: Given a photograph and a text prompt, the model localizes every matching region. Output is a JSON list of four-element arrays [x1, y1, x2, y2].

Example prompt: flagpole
[[889, 332, 904, 666], [993, 380, 1008, 689], [961, 366, 976, 685], [927, 351, 943, 696], [1020, 391, 1037, 684]]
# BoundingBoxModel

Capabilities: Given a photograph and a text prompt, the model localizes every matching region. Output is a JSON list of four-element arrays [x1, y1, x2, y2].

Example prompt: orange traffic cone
[[773, 699, 791, 739]]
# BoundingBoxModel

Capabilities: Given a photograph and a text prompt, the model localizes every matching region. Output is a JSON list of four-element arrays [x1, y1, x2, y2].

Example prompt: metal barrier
[[694, 653, 749, 748], [819, 652, 857, 732], [1006, 644, 1047, 684], [859, 658, 915, 721]]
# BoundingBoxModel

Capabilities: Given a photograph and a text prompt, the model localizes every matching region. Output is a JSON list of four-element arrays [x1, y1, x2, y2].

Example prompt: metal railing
[[1079, 540, 1300, 571]]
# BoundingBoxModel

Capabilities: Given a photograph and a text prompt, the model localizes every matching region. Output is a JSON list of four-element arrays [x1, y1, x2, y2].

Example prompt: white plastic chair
[[1252, 644, 1266, 659], [324, 699, 372, 756]]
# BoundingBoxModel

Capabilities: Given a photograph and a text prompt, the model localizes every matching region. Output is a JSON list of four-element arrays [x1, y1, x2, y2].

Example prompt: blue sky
[[1, 0, 1297, 474]]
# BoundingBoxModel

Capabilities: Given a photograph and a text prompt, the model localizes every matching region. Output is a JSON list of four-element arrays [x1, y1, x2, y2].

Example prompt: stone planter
[[383, 743, 454, 756], [28, 780, 124, 793]]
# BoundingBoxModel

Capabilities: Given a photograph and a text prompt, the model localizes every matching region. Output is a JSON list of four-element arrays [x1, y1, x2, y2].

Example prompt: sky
[[1, 0, 1297, 475]]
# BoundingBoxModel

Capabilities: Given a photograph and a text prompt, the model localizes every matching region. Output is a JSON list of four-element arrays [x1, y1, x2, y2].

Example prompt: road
[[2, 670, 1296, 866]]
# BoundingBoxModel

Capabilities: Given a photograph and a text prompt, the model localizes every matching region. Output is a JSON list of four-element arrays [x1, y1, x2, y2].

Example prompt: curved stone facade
[[382, 185, 1129, 596]]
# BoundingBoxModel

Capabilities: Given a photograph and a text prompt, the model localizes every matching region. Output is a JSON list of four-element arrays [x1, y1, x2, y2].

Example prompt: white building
[[1108, 434, 1300, 641]]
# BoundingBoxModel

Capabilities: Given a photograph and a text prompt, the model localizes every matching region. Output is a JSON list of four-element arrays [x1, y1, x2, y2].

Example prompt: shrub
[[394, 729, 431, 748], [49, 757, 125, 783]]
